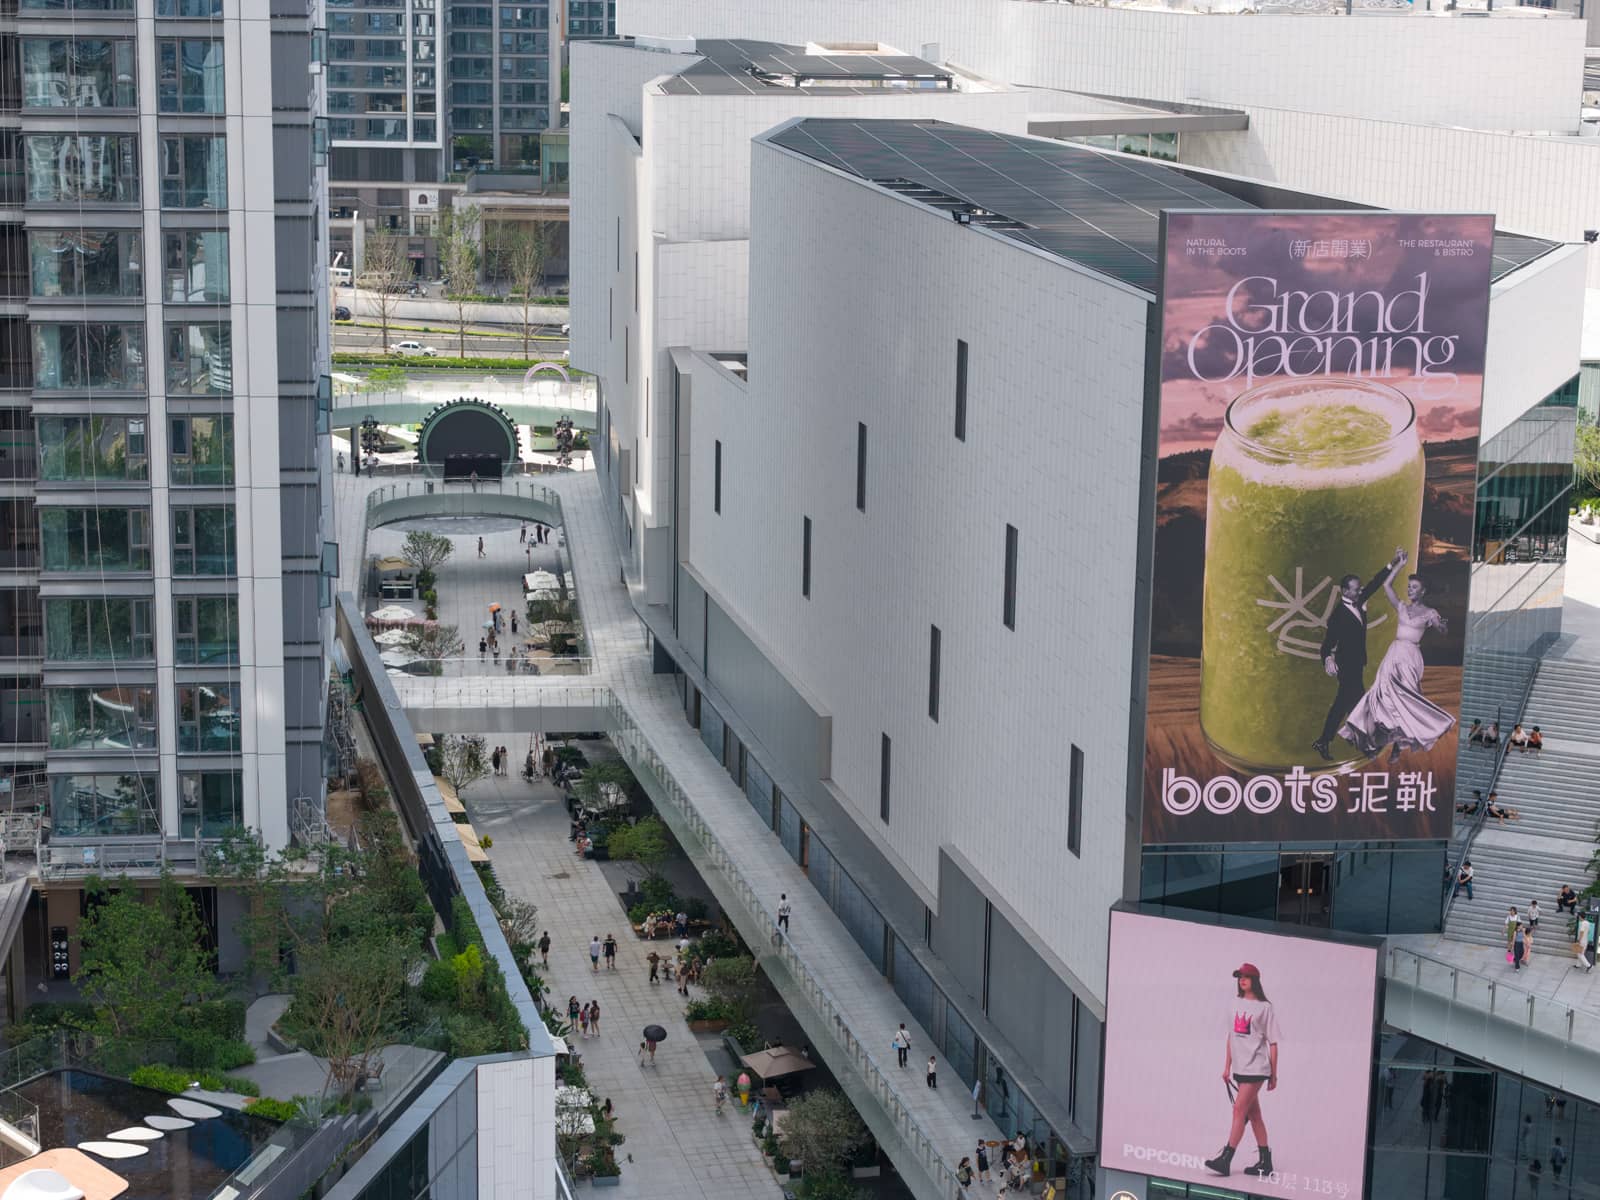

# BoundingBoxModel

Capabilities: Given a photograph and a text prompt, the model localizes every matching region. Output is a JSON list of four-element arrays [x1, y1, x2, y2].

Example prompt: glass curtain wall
[[21, 39, 136, 108], [28, 230, 142, 297]]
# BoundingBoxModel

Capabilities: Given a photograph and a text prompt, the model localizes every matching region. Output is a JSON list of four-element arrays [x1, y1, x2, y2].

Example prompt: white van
[[330, 265, 352, 285]]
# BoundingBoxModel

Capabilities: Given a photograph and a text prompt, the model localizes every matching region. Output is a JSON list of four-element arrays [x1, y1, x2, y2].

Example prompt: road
[[333, 324, 567, 359]]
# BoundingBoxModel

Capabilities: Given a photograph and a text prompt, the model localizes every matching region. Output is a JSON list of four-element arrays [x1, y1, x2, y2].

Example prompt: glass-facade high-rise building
[[0, 0, 331, 1005]]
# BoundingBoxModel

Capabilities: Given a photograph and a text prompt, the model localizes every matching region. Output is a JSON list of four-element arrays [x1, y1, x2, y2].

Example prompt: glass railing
[[378, 654, 594, 679], [1386, 945, 1593, 1090], [601, 693, 961, 1200]]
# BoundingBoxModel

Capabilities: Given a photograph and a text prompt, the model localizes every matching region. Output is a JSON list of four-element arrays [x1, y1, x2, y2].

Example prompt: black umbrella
[[643, 1024, 668, 1043]]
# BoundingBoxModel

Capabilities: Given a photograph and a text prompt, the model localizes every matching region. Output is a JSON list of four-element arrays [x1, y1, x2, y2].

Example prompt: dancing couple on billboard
[[1312, 547, 1455, 764], [1205, 963, 1281, 1179]]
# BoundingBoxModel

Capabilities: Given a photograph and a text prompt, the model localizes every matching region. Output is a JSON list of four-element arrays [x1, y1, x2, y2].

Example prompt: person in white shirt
[[891, 1024, 911, 1068], [1204, 963, 1281, 1181], [1574, 916, 1594, 972], [777, 894, 791, 933]]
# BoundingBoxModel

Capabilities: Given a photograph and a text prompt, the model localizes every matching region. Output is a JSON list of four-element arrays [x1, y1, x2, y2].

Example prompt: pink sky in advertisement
[[1142, 211, 1494, 845], [1101, 910, 1380, 1200]]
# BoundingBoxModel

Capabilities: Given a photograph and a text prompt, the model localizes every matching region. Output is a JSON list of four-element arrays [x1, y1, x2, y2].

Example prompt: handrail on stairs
[[1441, 658, 1544, 929]]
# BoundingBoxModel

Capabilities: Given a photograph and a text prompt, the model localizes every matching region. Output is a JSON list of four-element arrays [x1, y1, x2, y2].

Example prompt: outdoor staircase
[[1444, 654, 1600, 949]]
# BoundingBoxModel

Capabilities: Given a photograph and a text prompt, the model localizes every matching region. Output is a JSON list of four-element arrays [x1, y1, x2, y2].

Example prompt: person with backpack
[[892, 1024, 911, 1068], [956, 1158, 974, 1191]]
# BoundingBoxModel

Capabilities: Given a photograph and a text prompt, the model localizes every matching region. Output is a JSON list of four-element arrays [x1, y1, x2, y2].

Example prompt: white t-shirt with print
[[1228, 997, 1282, 1077]]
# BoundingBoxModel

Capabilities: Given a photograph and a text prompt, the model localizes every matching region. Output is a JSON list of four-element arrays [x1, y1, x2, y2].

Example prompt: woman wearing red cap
[[1204, 962, 1280, 1181]]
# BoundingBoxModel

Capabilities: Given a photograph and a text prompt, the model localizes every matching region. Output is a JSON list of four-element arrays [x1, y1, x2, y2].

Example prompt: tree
[[401, 622, 465, 665], [401, 529, 454, 573], [282, 932, 411, 1097], [1577, 417, 1600, 502], [439, 203, 482, 360], [604, 815, 670, 880], [75, 871, 221, 1041], [700, 955, 760, 1025], [780, 1089, 867, 1185], [438, 733, 489, 794], [361, 229, 410, 354], [496, 895, 539, 950], [506, 224, 552, 357]]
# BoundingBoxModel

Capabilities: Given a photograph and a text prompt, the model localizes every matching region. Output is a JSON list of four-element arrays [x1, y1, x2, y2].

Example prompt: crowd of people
[[956, 1133, 1035, 1196], [1499, 898, 1595, 972], [1464, 719, 1543, 754]]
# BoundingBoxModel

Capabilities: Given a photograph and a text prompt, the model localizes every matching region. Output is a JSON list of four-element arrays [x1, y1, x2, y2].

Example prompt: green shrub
[[753, 1110, 766, 1135], [587, 1148, 620, 1177], [444, 1013, 502, 1058], [727, 1021, 761, 1049], [451, 943, 487, 1010], [183, 999, 248, 1040], [130, 1064, 261, 1097], [799, 1170, 856, 1200], [12, 1001, 96, 1038], [173, 1031, 256, 1071], [211, 1040, 257, 1071], [420, 959, 456, 1005], [559, 1060, 587, 1089], [695, 930, 739, 961], [246, 1097, 302, 1123], [763, 1135, 780, 1157], [334, 352, 590, 377], [683, 999, 730, 1022], [639, 876, 677, 909], [684, 897, 709, 922], [774, 1154, 791, 1175]]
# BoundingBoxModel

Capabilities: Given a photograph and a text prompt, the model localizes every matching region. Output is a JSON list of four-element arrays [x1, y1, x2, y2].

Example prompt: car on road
[[334, 305, 351, 321], [389, 340, 437, 357], [384, 280, 425, 296]]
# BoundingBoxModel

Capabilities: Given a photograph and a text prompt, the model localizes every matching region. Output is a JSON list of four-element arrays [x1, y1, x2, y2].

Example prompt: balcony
[[38, 835, 222, 879]]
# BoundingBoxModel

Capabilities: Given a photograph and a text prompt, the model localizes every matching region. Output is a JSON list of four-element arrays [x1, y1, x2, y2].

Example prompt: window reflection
[[21, 39, 136, 109], [47, 686, 156, 750], [31, 324, 145, 391], [29, 230, 142, 298], [51, 773, 159, 837], [36, 415, 147, 481], [177, 683, 239, 752], [25, 134, 139, 203], [39, 507, 150, 572], [179, 771, 242, 836]]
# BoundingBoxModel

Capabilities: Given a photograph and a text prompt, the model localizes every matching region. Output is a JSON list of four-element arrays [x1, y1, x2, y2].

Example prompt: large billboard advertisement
[[1143, 212, 1494, 844], [1101, 910, 1380, 1198]]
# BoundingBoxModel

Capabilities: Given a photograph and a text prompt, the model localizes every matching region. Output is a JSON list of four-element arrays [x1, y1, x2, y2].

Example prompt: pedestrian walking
[[777, 894, 791, 933], [492, 644, 500, 665], [647, 950, 660, 983], [590, 999, 601, 1037], [520, 523, 527, 543], [479, 638, 488, 661], [675, 911, 688, 937], [1574, 915, 1593, 971], [976, 1143, 991, 1182], [892, 1024, 911, 1068], [589, 935, 601, 972], [578, 1003, 591, 1039], [1456, 860, 1474, 900], [539, 931, 551, 967], [511, 613, 518, 635], [491, 747, 502, 776], [477, 536, 485, 558], [337, 451, 345, 472], [1552, 1137, 1567, 1180], [603, 933, 618, 970], [927, 1056, 938, 1088], [1529, 899, 1542, 930], [1382, 1065, 1395, 1110], [1506, 907, 1521, 955], [957, 1158, 973, 1191], [1514, 924, 1528, 971], [677, 964, 689, 997]]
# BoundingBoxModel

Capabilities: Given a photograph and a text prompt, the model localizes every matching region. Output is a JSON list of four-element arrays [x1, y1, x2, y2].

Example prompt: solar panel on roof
[[763, 119, 1558, 290]]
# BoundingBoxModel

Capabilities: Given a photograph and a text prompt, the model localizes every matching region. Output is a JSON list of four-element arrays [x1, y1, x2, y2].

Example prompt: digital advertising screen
[[1143, 211, 1494, 844], [1100, 909, 1381, 1199]]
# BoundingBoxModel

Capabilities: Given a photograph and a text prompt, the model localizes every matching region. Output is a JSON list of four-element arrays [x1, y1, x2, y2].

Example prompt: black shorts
[[1233, 1073, 1270, 1084]]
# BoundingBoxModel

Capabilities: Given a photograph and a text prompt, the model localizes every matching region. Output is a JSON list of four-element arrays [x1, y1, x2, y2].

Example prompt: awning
[[433, 776, 465, 815], [738, 1047, 817, 1081], [454, 820, 489, 863]]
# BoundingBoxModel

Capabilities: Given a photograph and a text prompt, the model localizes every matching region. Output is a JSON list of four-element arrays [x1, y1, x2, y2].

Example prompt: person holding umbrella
[[641, 1024, 666, 1067]]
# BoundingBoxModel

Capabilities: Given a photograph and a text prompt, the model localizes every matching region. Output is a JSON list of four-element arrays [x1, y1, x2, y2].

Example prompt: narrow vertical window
[[1003, 523, 1018, 630], [608, 287, 613, 339], [713, 440, 722, 514], [615, 216, 620, 271], [802, 516, 812, 598], [928, 625, 941, 722], [1068, 744, 1084, 856], [856, 422, 867, 512], [634, 250, 639, 312], [624, 326, 629, 382], [879, 733, 891, 824], [634, 438, 639, 486], [955, 339, 968, 442]]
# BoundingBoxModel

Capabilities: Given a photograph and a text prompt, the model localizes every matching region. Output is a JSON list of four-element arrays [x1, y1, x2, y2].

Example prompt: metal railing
[[39, 833, 223, 879], [1441, 658, 1543, 929], [600, 693, 962, 1200], [370, 654, 593, 679]]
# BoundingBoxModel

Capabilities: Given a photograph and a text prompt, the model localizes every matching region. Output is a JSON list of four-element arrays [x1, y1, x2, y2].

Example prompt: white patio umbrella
[[372, 628, 412, 647], [380, 648, 423, 667], [370, 604, 416, 622]]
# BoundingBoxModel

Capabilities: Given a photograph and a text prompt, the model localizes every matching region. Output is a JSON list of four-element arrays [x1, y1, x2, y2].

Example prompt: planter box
[[592, 1176, 620, 1188], [688, 1019, 731, 1033]]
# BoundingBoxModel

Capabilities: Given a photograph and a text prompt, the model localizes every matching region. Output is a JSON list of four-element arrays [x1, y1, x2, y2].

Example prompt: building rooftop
[[654, 39, 956, 97], [763, 118, 1560, 292]]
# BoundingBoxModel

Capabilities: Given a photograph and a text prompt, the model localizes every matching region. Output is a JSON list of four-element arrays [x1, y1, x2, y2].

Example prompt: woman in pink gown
[[1340, 564, 1454, 763]]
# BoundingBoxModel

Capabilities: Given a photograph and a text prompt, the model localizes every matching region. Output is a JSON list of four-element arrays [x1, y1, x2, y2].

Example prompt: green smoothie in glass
[[1200, 376, 1424, 772]]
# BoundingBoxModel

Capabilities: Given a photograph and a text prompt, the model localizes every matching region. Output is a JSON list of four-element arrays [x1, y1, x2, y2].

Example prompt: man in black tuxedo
[[1313, 548, 1408, 760]]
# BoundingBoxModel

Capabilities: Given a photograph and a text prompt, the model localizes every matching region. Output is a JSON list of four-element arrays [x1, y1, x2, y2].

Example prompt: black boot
[[1242, 1147, 1274, 1178], [1204, 1145, 1236, 1176]]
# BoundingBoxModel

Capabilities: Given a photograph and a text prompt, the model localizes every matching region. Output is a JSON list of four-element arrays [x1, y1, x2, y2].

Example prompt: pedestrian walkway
[[452, 757, 779, 1200], [333, 467, 1014, 1196]]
